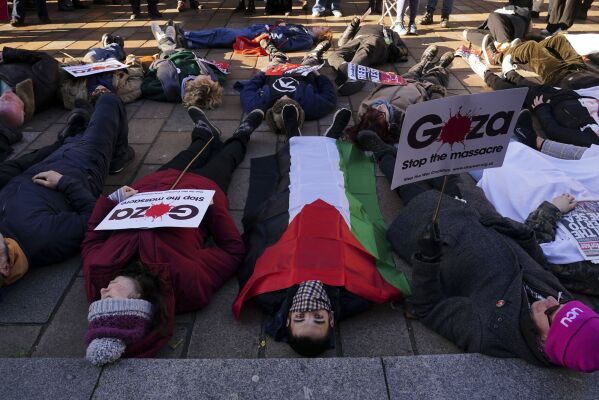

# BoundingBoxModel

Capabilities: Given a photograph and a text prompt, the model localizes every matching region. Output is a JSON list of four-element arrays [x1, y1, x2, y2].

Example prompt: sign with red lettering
[[95, 189, 215, 231], [63, 60, 128, 77], [265, 63, 323, 76], [558, 200, 599, 261], [347, 63, 405, 86]]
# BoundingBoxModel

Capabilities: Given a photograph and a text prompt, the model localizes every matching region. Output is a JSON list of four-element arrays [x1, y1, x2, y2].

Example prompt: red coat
[[82, 169, 245, 357]]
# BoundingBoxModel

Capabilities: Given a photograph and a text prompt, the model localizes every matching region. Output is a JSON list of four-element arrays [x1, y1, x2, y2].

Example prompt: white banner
[[95, 189, 215, 231], [391, 88, 527, 189], [558, 200, 599, 262], [63, 60, 128, 77]]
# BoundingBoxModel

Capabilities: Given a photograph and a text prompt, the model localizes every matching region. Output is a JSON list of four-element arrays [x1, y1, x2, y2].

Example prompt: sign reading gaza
[[390, 87, 528, 189], [95, 189, 215, 231]]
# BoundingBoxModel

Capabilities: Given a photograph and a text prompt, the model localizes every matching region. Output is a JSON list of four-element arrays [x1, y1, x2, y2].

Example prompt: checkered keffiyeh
[[289, 280, 332, 313]]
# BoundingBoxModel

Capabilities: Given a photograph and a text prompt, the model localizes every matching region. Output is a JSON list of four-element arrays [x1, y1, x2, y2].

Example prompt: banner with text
[[390, 87, 527, 188], [63, 60, 128, 77], [265, 63, 323, 76], [95, 189, 215, 231], [347, 63, 405, 86], [558, 200, 599, 261]]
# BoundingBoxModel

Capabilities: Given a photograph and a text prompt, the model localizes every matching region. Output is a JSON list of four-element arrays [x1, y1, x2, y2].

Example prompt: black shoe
[[111, 35, 125, 49], [109, 146, 135, 174], [175, 23, 187, 48], [233, 109, 264, 143], [309, 39, 331, 62], [419, 10, 434, 25], [512, 109, 537, 149], [93, 0, 110, 4], [324, 108, 352, 139], [338, 80, 365, 96], [421, 44, 438, 63], [437, 51, 454, 68], [187, 106, 221, 138], [356, 130, 396, 158], [101, 33, 114, 47], [530, 10, 540, 18], [282, 104, 301, 139], [58, 102, 92, 141]]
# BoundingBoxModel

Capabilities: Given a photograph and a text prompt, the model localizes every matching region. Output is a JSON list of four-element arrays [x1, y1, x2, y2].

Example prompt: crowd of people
[[2, 0, 599, 376]]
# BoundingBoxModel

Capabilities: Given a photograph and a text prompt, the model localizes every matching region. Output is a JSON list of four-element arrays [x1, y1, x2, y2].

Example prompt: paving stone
[[32, 278, 88, 358], [227, 167, 250, 211], [0, 326, 41, 357], [127, 118, 165, 144], [239, 129, 278, 168], [408, 319, 462, 355], [134, 164, 161, 181], [205, 96, 244, 120], [0, 257, 81, 324], [383, 354, 599, 400], [94, 357, 388, 399], [21, 107, 66, 132], [9, 131, 42, 158], [145, 132, 192, 165], [377, 176, 403, 226], [161, 104, 195, 133], [132, 100, 175, 119], [156, 325, 189, 359], [187, 280, 261, 359], [0, 359, 100, 400]]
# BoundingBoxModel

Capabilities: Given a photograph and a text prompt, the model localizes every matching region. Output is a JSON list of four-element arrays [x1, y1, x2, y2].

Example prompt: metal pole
[[431, 175, 448, 223]]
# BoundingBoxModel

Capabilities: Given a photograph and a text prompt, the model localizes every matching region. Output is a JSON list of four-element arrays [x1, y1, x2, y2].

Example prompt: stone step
[[1, 353, 597, 400]]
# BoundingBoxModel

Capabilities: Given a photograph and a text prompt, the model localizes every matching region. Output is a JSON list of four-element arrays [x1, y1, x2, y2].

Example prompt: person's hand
[[532, 95, 550, 109], [417, 221, 442, 261], [108, 186, 138, 203], [32, 170, 63, 190], [551, 193, 577, 213]]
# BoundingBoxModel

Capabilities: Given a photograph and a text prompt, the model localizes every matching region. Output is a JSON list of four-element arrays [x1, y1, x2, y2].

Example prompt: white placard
[[95, 189, 215, 231], [391, 88, 527, 189], [63, 60, 128, 77], [557, 200, 599, 262]]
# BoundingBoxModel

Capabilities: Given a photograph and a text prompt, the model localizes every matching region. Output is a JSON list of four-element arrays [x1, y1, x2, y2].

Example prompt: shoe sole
[[188, 107, 222, 137], [324, 108, 351, 138]]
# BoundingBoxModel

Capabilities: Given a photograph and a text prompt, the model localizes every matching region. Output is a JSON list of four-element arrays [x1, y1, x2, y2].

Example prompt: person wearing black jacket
[[0, 94, 132, 287]]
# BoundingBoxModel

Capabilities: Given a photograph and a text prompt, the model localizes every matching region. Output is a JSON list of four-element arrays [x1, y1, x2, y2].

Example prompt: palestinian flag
[[233, 137, 411, 317]]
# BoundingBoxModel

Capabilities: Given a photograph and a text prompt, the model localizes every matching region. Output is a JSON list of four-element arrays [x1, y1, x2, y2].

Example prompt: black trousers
[[129, 0, 158, 14], [328, 34, 388, 71]]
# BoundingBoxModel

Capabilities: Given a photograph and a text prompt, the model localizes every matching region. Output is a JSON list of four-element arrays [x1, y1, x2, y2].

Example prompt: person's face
[[531, 296, 563, 341], [0, 91, 24, 128], [374, 104, 390, 124], [100, 276, 141, 300], [287, 309, 333, 340]]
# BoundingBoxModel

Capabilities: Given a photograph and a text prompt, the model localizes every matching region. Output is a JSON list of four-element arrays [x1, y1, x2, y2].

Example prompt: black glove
[[417, 221, 442, 262]]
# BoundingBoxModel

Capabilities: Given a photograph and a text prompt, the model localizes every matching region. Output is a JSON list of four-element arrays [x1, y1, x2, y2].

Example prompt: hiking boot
[[233, 109, 265, 143], [512, 109, 537, 149], [282, 104, 301, 139], [419, 10, 433, 25], [356, 130, 396, 159], [308, 39, 331, 62], [324, 108, 352, 139], [421, 44, 438, 63], [188, 106, 221, 139], [109, 146, 135, 175], [440, 16, 449, 28], [437, 51, 454, 68]]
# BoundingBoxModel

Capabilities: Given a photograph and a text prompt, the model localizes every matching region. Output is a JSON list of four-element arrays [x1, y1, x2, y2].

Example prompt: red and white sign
[[63, 60, 128, 78], [95, 189, 215, 231], [265, 63, 323, 76], [199, 58, 230, 74], [347, 63, 405, 86]]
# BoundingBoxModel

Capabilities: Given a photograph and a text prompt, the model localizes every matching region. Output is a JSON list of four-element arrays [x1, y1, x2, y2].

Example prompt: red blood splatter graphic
[[437, 109, 472, 150], [145, 202, 172, 220]]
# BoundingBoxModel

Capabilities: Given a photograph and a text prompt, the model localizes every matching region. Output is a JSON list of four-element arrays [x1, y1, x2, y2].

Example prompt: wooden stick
[[169, 136, 214, 190], [431, 175, 448, 223]]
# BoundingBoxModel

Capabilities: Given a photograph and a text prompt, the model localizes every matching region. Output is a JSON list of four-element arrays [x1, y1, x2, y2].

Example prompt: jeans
[[313, 0, 341, 13], [185, 25, 265, 49], [426, 0, 453, 17], [395, 0, 419, 24], [11, 0, 48, 22], [83, 44, 126, 63]]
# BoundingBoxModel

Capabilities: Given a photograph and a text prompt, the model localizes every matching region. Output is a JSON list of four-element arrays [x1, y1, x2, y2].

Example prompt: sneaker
[[101, 33, 113, 48], [393, 21, 407, 36], [282, 104, 301, 138], [510, 38, 522, 49], [419, 10, 433, 25], [408, 23, 418, 35], [10, 18, 25, 27], [324, 108, 352, 139], [233, 109, 265, 142], [462, 29, 468, 41], [440, 17, 449, 28], [109, 146, 135, 175], [130, 13, 141, 20], [332, 9, 343, 17], [312, 10, 321, 17], [177, 0, 186, 11], [467, 53, 488, 80], [512, 109, 537, 149], [188, 106, 222, 138], [356, 130, 396, 158], [438, 51, 454, 68], [501, 54, 517, 78]]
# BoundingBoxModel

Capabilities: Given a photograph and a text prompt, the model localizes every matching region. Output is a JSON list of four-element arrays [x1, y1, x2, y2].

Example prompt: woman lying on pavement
[[354, 130, 599, 372], [82, 108, 265, 365]]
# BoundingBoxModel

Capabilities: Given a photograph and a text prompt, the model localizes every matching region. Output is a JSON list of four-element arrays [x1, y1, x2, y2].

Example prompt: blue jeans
[[313, 0, 341, 13], [426, 0, 452, 17], [184, 25, 266, 48], [11, 0, 48, 22], [83, 44, 126, 63], [396, 0, 419, 24]]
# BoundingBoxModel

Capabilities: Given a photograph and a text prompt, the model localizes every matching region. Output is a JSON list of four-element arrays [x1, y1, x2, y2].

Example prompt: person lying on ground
[[234, 37, 336, 123], [355, 131, 599, 372], [232, 104, 411, 357], [0, 93, 134, 287], [329, 16, 409, 96], [346, 45, 453, 145], [82, 107, 264, 365]]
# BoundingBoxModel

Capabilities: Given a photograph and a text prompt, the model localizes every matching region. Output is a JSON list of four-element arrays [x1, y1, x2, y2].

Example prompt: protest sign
[[199, 58, 230, 74], [63, 60, 128, 77], [265, 63, 323, 76], [390, 87, 527, 189], [558, 200, 599, 261], [347, 63, 405, 86], [95, 189, 215, 231]]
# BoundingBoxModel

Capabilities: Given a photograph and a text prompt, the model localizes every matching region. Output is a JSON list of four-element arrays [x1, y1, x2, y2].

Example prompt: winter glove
[[417, 221, 442, 262]]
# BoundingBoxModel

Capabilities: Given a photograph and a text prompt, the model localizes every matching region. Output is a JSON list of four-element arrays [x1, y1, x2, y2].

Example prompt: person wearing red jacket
[[81, 107, 264, 365]]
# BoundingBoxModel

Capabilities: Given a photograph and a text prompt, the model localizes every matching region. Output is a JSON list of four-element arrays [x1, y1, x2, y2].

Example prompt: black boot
[[307, 40, 331, 63], [324, 108, 352, 139], [356, 130, 396, 159], [232, 109, 264, 144], [437, 51, 454, 68], [234, 0, 245, 12], [58, 100, 92, 141], [407, 44, 438, 75], [188, 106, 221, 139], [282, 105, 301, 139]]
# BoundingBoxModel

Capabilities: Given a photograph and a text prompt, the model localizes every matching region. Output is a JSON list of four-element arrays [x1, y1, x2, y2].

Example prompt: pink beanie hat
[[544, 301, 599, 373]]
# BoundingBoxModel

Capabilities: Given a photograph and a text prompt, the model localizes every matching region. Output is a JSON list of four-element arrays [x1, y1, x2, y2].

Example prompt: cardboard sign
[[558, 200, 599, 261], [63, 60, 128, 77], [347, 63, 405, 86], [95, 189, 215, 231], [265, 63, 323, 76], [391, 87, 527, 188]]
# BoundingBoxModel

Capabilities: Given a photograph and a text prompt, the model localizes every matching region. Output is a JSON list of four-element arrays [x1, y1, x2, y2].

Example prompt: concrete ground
[[1, 0, 599, 398]]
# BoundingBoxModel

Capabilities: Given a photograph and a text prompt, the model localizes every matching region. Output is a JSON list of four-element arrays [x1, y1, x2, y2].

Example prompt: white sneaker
[[332, 9, 343, 17], [462, 29, 468, 41], [467, 53, 488, 79], [501, 54, 517, 78], [312, 10, 321, 17], [393, 21, 407, 35], [408, 23, 418, 35]]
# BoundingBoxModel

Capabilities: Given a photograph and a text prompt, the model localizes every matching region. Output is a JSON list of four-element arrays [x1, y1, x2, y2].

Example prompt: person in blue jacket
[[233, 38, 336, 123], [175, 22, 332, 52]]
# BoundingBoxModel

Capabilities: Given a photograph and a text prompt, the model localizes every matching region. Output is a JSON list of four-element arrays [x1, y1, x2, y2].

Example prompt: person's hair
[[287, 325, 332, 357], [182, 75, 223, 110], [117, 260, 167, 331], [345, 107, 395, 145], [310, 27, 333, 42]]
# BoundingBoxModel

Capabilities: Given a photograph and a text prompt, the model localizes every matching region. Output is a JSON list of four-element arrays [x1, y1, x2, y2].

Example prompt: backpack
[[531, 87, 596, 129], [265, 0, 292, 14]]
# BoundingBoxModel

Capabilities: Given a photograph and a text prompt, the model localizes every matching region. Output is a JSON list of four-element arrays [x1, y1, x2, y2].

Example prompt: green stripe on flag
[[336, 141, 411, 296]]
